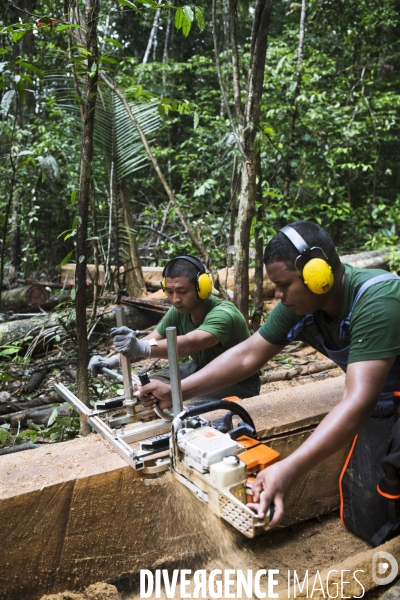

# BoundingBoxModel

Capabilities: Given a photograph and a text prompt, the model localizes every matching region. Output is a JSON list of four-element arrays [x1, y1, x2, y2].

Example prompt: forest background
[[2, 0, 400, 305], [1, 0, 400, 406]]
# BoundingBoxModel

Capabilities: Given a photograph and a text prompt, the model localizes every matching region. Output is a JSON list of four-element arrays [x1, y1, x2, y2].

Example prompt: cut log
[[2, 375, 397, 600], [0, 376, 352, 599], [1, 285, 50, 311]]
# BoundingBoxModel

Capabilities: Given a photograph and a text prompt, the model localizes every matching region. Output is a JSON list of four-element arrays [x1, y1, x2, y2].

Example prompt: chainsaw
[[55, 309, 280, 538]]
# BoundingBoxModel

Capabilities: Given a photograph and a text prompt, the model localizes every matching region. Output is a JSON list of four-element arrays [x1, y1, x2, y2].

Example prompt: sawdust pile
[[39, 582, 121, 599]]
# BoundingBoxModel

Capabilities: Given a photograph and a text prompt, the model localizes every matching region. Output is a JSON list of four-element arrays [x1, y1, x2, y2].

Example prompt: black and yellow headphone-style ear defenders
[[279, 226, 334, 294], [161, 255, 213, 300]]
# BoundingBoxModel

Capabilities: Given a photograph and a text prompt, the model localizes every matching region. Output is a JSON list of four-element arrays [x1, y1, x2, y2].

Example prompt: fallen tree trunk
[[1, 285, 50, 311], [0, 315, 57, 347], [340, 248, 392, 269], [0, 394, 59, 418], [261, 359, 337, 383], [9, 403, 71, 428]]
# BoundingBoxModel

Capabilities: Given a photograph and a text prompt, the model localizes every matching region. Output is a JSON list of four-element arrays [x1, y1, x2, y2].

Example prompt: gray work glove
[[88, 355, 120, 377], [110, 326, 151, 360]]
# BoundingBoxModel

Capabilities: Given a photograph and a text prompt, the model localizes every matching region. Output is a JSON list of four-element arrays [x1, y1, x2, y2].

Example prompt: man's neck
[[190, 299, 209, 325], [321, 264, 346, 322]]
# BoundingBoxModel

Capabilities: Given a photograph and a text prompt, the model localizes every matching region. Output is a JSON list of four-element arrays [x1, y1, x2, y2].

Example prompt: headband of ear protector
[[161, 255, 213, 300], [279, 226, 334, 295]]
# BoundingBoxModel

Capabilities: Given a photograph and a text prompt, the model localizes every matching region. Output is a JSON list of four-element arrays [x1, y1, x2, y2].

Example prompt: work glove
[[110, 326, 151, 360], [88, 355, 120, 377]]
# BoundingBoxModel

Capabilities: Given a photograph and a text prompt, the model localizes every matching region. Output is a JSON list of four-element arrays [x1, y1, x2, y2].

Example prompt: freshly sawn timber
[[0, 375, 391, 599]]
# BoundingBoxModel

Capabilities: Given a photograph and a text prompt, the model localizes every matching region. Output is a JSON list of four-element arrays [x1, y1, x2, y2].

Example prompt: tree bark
[[74, 0, 99, 433], [119, 178, 145, 297], [232, 0, 274, 318], [251, 155, 264, 331], [283, 0, 307, 198]]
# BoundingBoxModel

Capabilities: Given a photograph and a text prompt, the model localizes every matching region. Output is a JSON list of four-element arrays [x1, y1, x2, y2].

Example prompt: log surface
[[1, 285, 50, 311]]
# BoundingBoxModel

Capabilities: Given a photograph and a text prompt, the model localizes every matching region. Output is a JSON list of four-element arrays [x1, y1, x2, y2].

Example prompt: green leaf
[[181, 16, 192, 37], [103, 38, 123, 49], [70, 287, 76, 301], [182, 6, 194, 22], [0, 428, 10, 444], [193, 111, 199, 130], [12, 30, 26, 43], [175, 8, 184, 30], [15, 60, 44, 78], [56, 24, 85, 32], [119, 0, 137, 9], [47, 407, 59, 427], [100, 56, 118, 64], [70, 188, 77, 206], [195, 6, 205, 30], [57, 250, 74, 268], [27, 421, 42, 431], [1, 89, 15, 116], [0, 346, 21, 356]]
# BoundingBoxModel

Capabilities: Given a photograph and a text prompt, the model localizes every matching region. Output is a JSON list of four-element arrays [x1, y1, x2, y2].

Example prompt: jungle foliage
[[1, 0, 400, 289]]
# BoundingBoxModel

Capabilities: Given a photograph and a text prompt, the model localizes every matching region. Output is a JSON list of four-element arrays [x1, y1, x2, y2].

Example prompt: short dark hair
[[164, 258, 199, 285], [263, 221, 341, 271]]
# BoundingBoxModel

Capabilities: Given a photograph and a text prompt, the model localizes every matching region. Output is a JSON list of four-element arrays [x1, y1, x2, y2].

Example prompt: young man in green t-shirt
[[137, 223, 400, 545], [89, 255, 260, 402]]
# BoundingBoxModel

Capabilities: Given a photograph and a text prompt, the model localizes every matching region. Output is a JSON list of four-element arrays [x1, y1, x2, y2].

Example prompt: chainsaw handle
[[178, 400, 256, 433]]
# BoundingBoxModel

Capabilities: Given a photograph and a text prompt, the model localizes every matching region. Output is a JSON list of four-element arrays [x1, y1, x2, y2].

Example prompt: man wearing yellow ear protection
[[137, 222, 400, 546], [89, 255, 260, 402]]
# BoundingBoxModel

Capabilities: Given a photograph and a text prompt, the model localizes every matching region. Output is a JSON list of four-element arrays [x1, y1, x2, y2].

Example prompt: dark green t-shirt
[[259, 264, 400, 367], [156, 295, 251, 367]]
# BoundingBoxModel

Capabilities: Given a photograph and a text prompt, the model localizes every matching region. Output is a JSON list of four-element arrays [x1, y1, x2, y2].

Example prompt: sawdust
[[116, 511, 370, 599], [144, 470, 243, 567], [39, 582, 121, 599]]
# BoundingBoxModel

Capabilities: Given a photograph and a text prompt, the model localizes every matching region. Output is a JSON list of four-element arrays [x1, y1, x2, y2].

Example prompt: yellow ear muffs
[[161, 277, 167, 295], [197, 272, 213, 299], [302, 258, 334, 294]]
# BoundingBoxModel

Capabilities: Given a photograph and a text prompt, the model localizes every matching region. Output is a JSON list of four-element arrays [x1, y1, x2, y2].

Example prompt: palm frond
[[94, 90, 160, 182]]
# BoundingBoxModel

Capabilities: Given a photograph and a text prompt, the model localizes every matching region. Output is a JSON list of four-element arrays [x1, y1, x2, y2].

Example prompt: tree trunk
[[8, 191, 20, 284], [251, 155, 264, 331], [283, 0, 307, 198], [232, 0, 274, 318], [119, 178, 145, 297], [74, 0, 99, 433]]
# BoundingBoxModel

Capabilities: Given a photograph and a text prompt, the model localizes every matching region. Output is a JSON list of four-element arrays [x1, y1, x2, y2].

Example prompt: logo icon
[[372, 551, 398, 586]]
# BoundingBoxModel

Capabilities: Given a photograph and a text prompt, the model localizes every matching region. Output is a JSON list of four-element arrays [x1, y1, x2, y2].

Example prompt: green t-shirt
[[156, 295, 251, 367], [259, 264, 400, 367]]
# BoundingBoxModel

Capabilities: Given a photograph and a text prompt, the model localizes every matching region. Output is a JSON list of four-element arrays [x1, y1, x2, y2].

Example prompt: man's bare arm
[[250, 356, 397, 528], [136, 332, 285, 406]]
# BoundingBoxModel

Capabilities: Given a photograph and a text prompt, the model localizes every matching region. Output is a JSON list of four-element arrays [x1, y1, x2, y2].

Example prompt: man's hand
[[110, 326, 151, 360], [135, 380, 173, 409], [88, 355, 120, 377], [246, 459, 297, 530]]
